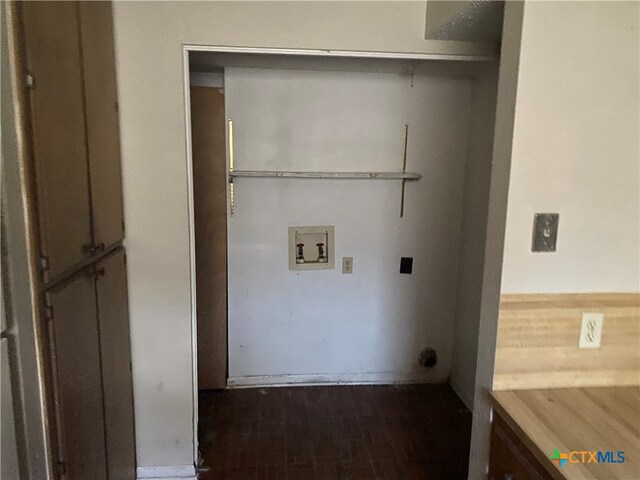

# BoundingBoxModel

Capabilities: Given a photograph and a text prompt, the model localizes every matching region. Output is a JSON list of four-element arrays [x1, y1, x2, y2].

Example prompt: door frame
[[180, 44, 504, 466], [2, 3, 56, 478]]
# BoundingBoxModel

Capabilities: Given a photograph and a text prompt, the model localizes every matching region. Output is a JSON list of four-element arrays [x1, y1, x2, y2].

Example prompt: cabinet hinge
[[43, 293, 54, 321], [40, 255, 50, 272], [44, 304, 54, 321], [26, 73, 35, 89]]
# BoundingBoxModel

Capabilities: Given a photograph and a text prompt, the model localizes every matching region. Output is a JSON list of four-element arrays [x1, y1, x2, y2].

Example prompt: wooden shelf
[[229, 170, 421, 180]]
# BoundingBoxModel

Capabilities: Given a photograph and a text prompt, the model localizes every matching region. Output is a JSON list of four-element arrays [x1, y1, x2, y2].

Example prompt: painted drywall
[[467, 2, 524, 479], [111, 1, 491, 469], [450, 67, 498, 410], [425, 0, 503, 42], [500, 1, 640, 294], [224, 67, 471, 385], [189, 71, 224, 88], [470, 2, 640, 478]]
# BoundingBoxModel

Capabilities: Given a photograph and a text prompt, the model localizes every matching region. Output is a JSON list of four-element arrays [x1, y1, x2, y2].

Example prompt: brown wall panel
[[191, 87, 228, 389]]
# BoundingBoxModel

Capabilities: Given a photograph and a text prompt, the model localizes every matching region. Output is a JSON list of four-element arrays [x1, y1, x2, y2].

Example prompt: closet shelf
[[229, 170, 421, 180]]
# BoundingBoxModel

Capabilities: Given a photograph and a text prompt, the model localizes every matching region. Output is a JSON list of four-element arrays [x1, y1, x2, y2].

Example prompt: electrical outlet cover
[[342, 257, 353, 274], [579, 312, 604, 349]]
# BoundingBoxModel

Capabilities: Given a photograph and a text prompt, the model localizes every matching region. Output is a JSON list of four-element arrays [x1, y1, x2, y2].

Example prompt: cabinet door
[[489, 414, 553, 480], [46, 271, 107, 480], [78, 2, 125, 250], [22, 2, 93, 279], [96, 249, 135, 479]]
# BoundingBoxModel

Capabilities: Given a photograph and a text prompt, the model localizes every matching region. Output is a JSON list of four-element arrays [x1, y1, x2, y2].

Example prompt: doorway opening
[[185, 46, 499, 478]]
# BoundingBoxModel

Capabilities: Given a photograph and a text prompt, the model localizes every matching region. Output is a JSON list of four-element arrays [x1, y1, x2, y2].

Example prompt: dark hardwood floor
[[198, 384, 472, 480]]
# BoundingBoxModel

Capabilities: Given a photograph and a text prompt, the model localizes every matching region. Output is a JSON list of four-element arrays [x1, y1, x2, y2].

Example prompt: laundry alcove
[[187, 48, 497, 403]]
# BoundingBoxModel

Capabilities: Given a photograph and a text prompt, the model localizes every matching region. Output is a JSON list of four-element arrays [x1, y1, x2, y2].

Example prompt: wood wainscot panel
[[493, 294, 640, 390]]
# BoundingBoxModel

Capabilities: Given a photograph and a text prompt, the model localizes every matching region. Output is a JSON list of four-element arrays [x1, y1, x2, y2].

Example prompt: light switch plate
[[532, 213, 559, 252], [342, 257, 353, 274], [579, 312, 604, 349]]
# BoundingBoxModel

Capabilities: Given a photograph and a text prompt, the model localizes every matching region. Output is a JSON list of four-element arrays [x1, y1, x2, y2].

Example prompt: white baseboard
[[227, 371, 448, 388], [136, 465, 196, 480]]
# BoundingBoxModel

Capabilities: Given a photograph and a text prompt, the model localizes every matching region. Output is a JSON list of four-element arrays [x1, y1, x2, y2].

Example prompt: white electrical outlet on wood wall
[[579, 312, 604, 349]]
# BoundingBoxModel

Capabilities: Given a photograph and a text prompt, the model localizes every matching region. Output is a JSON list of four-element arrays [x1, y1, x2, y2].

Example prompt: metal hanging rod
[[229, 170, 421, 180]]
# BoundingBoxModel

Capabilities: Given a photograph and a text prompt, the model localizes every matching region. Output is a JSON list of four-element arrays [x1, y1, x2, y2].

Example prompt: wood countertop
[[491, 387, 640, 480]]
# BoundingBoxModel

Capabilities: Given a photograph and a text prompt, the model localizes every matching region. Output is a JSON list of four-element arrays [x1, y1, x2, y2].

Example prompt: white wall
[[468, 2, 524, 478], [450, 68, 498, 409], [111, 1, 487, 469], [501, 1, 640, 294], [225, 67, 471, 385], [469, 2, 639, 478]]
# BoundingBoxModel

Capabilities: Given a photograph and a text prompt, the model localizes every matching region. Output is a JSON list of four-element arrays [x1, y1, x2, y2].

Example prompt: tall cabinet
[[22, 1, 124, 281], [19, 2, 135, 479]]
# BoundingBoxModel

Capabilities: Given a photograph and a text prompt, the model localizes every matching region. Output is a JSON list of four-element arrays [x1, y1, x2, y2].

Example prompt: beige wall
[[501, 1, 640, 294], [467, 3, 524, 478], [112, 1, 489, 469], [450, 67, 498, 410], [470, 2, 639, 478], [113, 0, 639, 474]]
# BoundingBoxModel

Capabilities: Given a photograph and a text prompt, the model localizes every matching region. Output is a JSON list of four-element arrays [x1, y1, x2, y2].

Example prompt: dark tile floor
[[198, 384, 472, 480]]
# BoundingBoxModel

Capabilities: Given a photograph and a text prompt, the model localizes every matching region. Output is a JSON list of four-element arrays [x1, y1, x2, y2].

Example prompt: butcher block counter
[[489, 387, 640, 480]]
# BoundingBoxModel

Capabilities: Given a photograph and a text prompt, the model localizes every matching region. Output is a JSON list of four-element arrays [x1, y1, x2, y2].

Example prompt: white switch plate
[[342, 257, 353, 274], [579, 312, 604, 349]]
